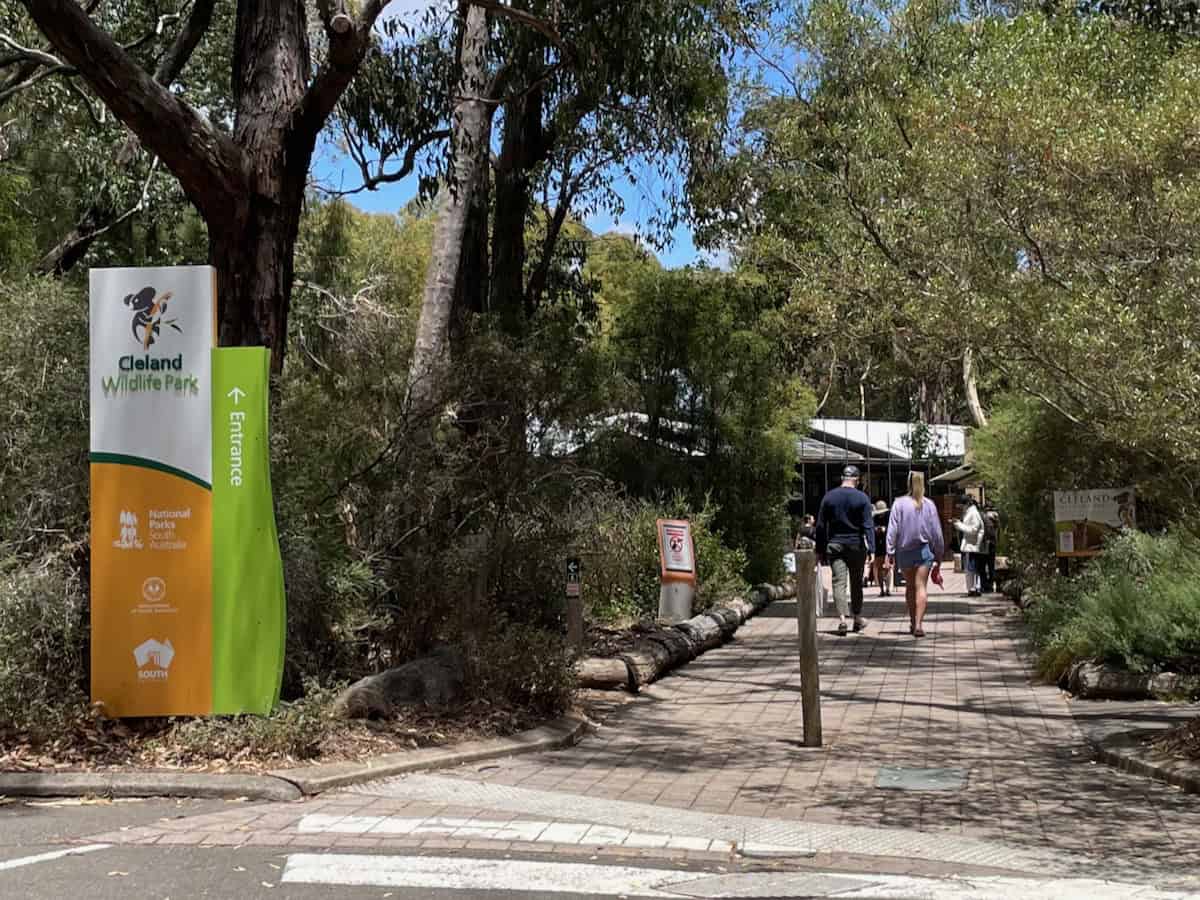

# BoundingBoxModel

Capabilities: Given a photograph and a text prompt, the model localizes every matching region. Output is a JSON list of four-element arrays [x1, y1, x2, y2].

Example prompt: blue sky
[[314, 0, 730, 270], [312, 144, 718, 270]]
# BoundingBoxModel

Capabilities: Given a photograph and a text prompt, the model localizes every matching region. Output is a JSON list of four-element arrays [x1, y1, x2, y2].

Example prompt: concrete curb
[[273, 713, 592, 796], [1094, 729, 1200, 794], [0, 714, 592, 802], [0, 770, 301, 802]]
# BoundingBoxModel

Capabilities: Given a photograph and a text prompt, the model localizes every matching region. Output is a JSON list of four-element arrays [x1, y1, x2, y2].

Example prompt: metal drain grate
[[875, 766, 967, 791]]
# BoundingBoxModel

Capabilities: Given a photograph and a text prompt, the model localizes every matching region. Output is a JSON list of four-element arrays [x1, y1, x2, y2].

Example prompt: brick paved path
[[424, 576, 1200, 884], [86, 579, 1200, 891]]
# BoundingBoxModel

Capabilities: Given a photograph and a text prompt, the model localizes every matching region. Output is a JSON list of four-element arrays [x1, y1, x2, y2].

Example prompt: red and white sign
[[657, 519, 696, 576]]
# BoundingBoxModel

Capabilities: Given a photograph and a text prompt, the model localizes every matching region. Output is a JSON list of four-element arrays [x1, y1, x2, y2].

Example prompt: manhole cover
[[875, 766, 966, 791]]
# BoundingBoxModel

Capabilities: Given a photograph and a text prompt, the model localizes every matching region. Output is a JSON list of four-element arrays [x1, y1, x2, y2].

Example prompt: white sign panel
[[658, 520, 696, 574]]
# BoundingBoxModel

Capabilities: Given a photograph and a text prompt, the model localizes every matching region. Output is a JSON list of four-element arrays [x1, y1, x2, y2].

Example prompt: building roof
[[930, 463, 977, 484], [808, 418, 966, 462], [796, 436, 865, 463]]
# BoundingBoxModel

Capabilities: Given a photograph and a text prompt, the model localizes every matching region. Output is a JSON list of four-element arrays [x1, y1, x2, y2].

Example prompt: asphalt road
[[0, 800, 698, 899], [0, 796, 228, 863]]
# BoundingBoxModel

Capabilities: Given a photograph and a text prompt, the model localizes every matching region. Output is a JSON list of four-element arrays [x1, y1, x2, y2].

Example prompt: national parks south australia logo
[[125, 286, 181, 349]]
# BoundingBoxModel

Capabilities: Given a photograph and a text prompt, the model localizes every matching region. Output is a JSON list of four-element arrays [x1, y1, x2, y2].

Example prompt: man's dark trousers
[[827, 542, 867, 618]]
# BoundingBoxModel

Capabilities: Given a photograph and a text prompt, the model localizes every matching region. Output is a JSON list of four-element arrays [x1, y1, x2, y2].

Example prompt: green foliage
[[162, 680, 342, 762], [0, 275, 89, 551], [0, 547, 89, 740], [576, 493, 749, 623], [974, 394, 1187, 563], [594, 264, 811, 581], [467, 623, 575, 716], [0, 168, 36, 272], [1026, 529, 1200, 680], [704, 1, 1200, 484]]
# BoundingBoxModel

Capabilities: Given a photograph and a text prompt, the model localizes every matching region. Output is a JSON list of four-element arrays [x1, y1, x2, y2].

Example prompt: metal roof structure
[[795, 437, 865, 463], [808, 418, 967, 463]]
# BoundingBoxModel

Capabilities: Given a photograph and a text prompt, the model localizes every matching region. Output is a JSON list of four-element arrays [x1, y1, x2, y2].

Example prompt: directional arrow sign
[[227, 386, 245, 404]]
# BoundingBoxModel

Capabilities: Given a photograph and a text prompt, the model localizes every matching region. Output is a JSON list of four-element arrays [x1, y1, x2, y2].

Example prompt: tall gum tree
[[17, 0, 393, 370]]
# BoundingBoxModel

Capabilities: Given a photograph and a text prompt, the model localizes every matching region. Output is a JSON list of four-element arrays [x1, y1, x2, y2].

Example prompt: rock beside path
[[1067, 661, 1200, 701], [335, 647, 465, 718]]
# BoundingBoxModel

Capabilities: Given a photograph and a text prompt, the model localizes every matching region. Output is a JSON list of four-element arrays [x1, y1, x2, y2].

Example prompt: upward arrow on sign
[[226, 387, 245, 404]]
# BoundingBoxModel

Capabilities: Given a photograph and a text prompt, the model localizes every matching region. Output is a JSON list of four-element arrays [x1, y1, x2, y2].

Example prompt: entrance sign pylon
[[90, 266, 284, 717]]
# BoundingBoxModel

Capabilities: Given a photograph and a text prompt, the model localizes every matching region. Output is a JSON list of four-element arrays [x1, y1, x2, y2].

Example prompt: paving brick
[[86, 577, 1200, 891]]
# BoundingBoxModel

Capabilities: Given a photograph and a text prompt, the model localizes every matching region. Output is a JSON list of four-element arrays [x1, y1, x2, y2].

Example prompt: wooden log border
[[574, 581, 795, 691]]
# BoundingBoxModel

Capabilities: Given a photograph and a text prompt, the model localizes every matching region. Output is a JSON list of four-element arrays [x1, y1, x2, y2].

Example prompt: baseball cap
[[842, 465, 861, 479]]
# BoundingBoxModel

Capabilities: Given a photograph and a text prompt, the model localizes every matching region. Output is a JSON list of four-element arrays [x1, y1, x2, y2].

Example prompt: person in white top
[[952, 496, 986, 597]]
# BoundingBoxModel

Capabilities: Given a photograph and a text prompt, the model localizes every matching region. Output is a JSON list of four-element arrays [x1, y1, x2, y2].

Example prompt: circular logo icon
[[669, 535, 684, 553], [142, 577, 167, 604]]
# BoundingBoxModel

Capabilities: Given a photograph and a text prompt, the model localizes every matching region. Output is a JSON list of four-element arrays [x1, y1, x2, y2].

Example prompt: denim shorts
[[895, 543, 935, 571]]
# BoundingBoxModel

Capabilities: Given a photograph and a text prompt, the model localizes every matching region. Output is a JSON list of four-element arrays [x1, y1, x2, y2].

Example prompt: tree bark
[[19, 0, 387, 369], [408, 3, 492, 413], [963, 347, 988, 428], [490, 69, 547, 332]]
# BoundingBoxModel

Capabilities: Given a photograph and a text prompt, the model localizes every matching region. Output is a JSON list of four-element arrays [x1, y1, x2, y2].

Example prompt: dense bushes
[[1025, 529, 1200, 681], [0, 276, 89, 552], [575, 493, 748, 623], [0, 209, 790, 746], [0, 547, 90, 739], [973, 394, 1188, 564]]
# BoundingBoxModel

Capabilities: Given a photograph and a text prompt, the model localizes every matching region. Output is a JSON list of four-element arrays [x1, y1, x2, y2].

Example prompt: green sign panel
[[211, 348, 286, 714]]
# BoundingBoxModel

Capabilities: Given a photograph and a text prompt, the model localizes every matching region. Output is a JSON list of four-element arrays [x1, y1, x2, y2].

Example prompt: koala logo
[[124, 286, 181, 349]]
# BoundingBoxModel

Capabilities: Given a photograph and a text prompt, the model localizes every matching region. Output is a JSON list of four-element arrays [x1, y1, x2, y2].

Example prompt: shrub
[[577, 492, 749, 624], [974, 394, 1192, 566], [1026, 528, 1200, 680], [0, 547, 90, 740], [161, 679, 342, 762], [0, 276, 89, 554], [466, 622, 576, 717]]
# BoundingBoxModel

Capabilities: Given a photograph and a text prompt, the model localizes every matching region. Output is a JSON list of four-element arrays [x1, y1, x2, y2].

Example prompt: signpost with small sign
[[656, 519, 697, 623], [565, 557, 583, 651]]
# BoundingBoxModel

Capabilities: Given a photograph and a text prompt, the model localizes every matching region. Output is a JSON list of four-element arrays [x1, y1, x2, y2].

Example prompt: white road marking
[[280, 853, 689, 896], [297, 813, 791, 855], [0, 844, 110, 873], [281, 853, 1196, 899]]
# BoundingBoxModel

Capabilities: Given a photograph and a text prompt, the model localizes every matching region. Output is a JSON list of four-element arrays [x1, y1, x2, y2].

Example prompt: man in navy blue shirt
[[816, 465, 876, 635]]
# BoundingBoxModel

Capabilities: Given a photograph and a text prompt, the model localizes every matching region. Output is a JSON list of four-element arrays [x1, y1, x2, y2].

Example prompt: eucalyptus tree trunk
[[20, 0, 388, 372], [408, 3, 492, 413], [963, 347, 988, 428]]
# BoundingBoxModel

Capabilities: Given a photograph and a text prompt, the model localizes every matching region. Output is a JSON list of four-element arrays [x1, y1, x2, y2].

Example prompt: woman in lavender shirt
[[885, 472, 944, 637]]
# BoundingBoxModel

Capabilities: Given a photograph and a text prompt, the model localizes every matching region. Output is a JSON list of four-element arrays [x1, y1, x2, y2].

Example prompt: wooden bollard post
[[795, 540, 823, 747]]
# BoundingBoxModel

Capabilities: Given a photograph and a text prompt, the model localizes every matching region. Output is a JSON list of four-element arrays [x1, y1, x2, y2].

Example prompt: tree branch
[[814, 352, 837, 416], [336, 127, 451, 195], [466, 0, 567, 50], [299, 0, 392, 140], [962, 346, 988, 428], [153, 0, 215, 84], [35, 0, 222, 275], [0, 59, 68, 107], [17, 0, 246, 225], [984, 352, 1085, 426], [0, 33, 63, 68]]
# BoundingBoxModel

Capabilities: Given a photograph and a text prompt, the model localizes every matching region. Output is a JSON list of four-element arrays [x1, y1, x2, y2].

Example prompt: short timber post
[[795, 539, 823, 747]]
